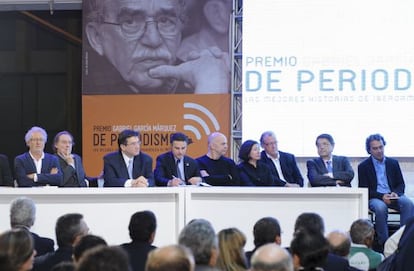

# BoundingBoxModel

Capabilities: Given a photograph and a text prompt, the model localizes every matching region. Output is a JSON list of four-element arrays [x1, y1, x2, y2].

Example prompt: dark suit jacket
[[14, 152, 63, 187], [0, 154, 13, 186], [358, 156, 405, 200], [324, 253, 351, 271], [33, 246, 73, 271], [394, 216, 414, 271], [238, 161, 274, 186], [260, 150, 304, 187], [103, 151, 154, 187], [154, 151, 201, 186], [31, 232, 55, 256], [307, 155, 354, 187], [121, 241, 156, 271], [56, 154, 87, 187]]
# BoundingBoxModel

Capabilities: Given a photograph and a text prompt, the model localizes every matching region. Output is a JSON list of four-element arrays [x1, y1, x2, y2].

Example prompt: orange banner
[[82, 94, 231, 176]]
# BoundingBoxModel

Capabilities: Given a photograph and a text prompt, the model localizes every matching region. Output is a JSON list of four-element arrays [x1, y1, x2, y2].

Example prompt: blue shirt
[[372, 156, 391, 193]]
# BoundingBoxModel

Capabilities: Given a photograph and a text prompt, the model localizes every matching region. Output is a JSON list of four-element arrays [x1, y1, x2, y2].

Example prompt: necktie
[[128, 159, 133, 179], [176, 159, 183, 180], [326, 160, 333, 173]]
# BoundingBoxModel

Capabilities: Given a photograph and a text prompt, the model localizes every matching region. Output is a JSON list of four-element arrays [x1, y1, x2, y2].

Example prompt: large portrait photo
[[82, 0, 232, 95]]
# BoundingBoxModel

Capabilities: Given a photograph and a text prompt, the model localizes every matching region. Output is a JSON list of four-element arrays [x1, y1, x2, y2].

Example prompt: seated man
[[358, 133, 414, 248], [14, 126, 62, 187], [146, 244, 195, 271], [259, 131, 303, 187], [196, 132, 240, 186], [154, 132, 202, 186], [348, 219, 384, 271], [250, 243, 293, 271], [307, 133, 354, 187], [103, 129, 153, 187], [0, 153, 13, 186]]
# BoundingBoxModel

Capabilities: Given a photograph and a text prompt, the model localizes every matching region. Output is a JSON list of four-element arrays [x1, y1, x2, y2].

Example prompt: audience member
[[14, 126, 63, 187], [73, 234, 107, 263], [326, 230, 351, 258], [121, 210, 157, 271], [306, 133, 354, 187], [259, 131, 303, 187], [348, 219, 384, 271], [245, 217, 282, 266], [53, 131, 87, 187], [10, 196, 54, 256], [33, 213, 89, 271], [145, 244, 195, 271], [0, 153, 13, 186], [391, 216, 414, 271], [290, 229, 329, 271], [76, 245, 130, 271], [178, 218, 219, 271], [238, 140, 274, 186], [358, 133, 414, 248], [154, 132, 202, 186], [83, 0, 229, 94], [293, 212, 350, 271], [103, 129, 153, 187], [51, 262, 75, 271], [0, 228, 36, 271], [216, 228, 248, 271], [250, 243, 293, 271], [196, 132, 240, 186]]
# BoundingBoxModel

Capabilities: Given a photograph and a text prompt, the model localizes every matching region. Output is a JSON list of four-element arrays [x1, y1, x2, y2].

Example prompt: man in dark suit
[[10, 196, 55, 256], [154, 132, 202, 186], [33, 213, 89, 271], [103, 129, 153, 187], [53, 131, 87, 187], [121, 210, 157, 271], [358, 133, 414, 248], [0, 154, 13, 186], [14, 126, 63, 187], [307, 133, 354, 187], [259, 131, 303, 187]]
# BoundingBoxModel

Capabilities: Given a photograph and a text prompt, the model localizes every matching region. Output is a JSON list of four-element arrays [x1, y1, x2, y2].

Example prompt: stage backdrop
[[243, 0, 414, 157], [82, 0, 232, 176]]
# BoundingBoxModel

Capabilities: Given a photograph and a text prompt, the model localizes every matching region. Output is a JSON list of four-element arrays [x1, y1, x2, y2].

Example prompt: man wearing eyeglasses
[[259, 131, 304, 187], [103, 129, 154, 187], [14, 126, 63, 187], [83, 0, 229, 94]]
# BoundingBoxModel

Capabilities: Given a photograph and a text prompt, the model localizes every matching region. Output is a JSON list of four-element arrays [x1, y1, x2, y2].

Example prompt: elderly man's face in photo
[[89, 0, 183, 93]]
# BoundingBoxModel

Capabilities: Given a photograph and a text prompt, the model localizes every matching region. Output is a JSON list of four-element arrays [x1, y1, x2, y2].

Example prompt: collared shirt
[[175, 158, 184, 180], [266, 152, 286, 181], [122, 152, 134, 188], [372, 156, 391, 193], [29, 152, 45, 182], [324, 158, 333, 178]]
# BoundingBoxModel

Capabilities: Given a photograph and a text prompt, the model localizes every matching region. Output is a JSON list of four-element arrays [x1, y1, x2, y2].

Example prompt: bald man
[[326, 230, 351, 258], [250, 243, 293, 271], [146, 245, 195, 271], [196, 132, 240, 186]]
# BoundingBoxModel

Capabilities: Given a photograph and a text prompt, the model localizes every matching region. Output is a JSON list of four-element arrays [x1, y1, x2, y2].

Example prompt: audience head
[[260, 131, 279, 158], [117, 129, 141, 157], [315, 134, 334, 159], [365, 133, 386, 161], [55, 213, 89, 248], [73, 234, 107, 262], [178, 218, 218, 266], [251, 243, 293, 271], [170, 132, 190, 160], [146, 244, 195, 271], [76, 245, 130, 271], [128, 210, 157, 243], [0, 228, 35, 271], [294, 212, 325, 234], [51, 262, 75, 271], [207, 132, 228, 159], [216, 227, 247, 271], [290, 229, 329, 271], [253, 217, 282, 248], [53, 131, 75, 154], [350, 219, 375, 248], [10, 197, 36, 229], [25, 126, 47, 154], [326, 230, 351, 257], [238, 140, 260, 163]]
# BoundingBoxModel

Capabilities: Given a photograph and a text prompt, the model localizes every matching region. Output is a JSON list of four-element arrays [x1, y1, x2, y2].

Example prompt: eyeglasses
[[102, 14, 181, 39], [125, 141, 141, 147], [264, 141, 277, 146]]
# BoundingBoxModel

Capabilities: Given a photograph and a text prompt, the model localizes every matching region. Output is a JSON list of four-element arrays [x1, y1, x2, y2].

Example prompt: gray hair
[[178, 219, 217, 265], [350, 219, 374, 244], [10, 197, 36, 228], [251, 244, 293, 271], [25, 126, 47, 144]]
